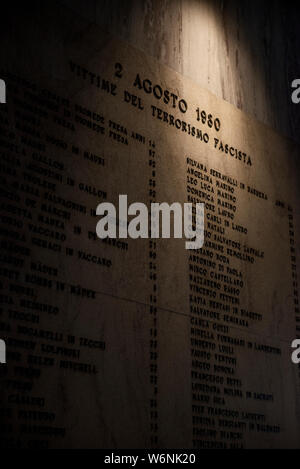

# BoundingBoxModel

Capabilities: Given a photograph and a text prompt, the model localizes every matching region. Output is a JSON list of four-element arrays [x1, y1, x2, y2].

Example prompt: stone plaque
[[0, 3, 300, 449]]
